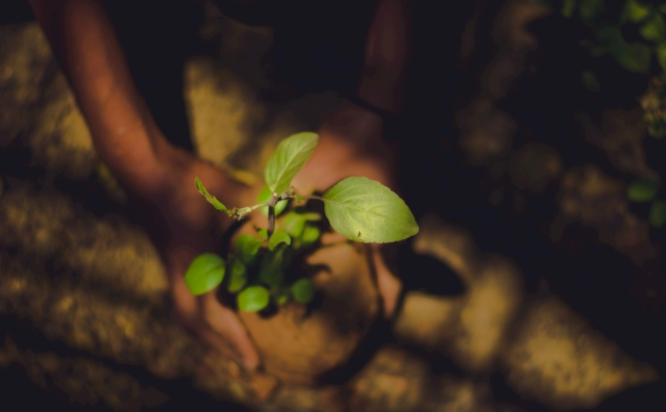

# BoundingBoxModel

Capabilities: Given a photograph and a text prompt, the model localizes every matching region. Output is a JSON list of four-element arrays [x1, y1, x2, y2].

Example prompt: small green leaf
[[612, 39, 652, 73], [649, 200, 666, 227], [235, 235, 264, 264], [184, 254, 225, 295], [268, 230, 291, 251], [237, 286, 270, 312], [195, 177, 232, 216], [625, 0, 650, 23], [227, 258, 247, 293], [256, 228, 268, 241], [276, 290, 291, 306], [657, 45, 666, 71], [562, 0, 576, 18], [259, 249, 284, 288], [302, 212, 322, 221], [300, 225, 321, 247], [257, 186, 288, 216], [321, 177, 419, 243], [627, 179, 659, 202], [640, 14, 666, 42], [581, 70, 601, 92], [291, 279, 315, 304], [579, 0, 602, 21], [283, 212, 307, 238], [264, 132, 319, 194]]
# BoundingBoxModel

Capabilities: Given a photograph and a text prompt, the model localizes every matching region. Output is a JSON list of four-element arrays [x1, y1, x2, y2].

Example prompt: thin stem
[[245, 201, 271, 212], [268, 205, 275, 238]]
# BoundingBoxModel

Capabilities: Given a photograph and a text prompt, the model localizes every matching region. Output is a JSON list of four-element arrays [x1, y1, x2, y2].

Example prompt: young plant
[[184, 132, 419, 312]]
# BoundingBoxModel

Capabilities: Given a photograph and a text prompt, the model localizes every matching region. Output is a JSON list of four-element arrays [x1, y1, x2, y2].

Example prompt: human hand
[[138, 145, 262, 370]]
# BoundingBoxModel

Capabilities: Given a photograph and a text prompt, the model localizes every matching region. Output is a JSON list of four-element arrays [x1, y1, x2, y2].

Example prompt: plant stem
[[268, 205, 275, 238]]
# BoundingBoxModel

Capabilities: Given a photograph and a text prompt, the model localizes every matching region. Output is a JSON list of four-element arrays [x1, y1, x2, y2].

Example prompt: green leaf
[[649, 200, 666, 227], [257, 186, 288, 217], [235, 235, 264, 264], [627, 179, 659, 202], [612, 39, 652, 73], [625, 0, 650, 23], [579, 0, 602, 20], [562, 0, 577, 18], [264, 132, 319, 194], [598, 27, 651, 73], [195, 177, 232, 216], [291, 279, 315, 304], [640, 14, 666, 42], [581, 69, 601, 92], [276, 290, 291, 306], [184, 254, 225, 295], [237, 286, 270, 312], [321, 177, 419, 243], [300, 225, 321, 247], [283, 212, 307, 238], [259, 249, 284, 288], [302, 212, 322, 221], [268, 230, 291, 251], [657, 45, 666, 71], [227, 258, 247, 293], [256, 228, 269, 241]]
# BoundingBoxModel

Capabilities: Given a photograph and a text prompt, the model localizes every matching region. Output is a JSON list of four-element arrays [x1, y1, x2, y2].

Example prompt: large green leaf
[[264, 132, 319, 194], [184, 254, 225, 295], [321, 177, 419, 243], [237, 286, 270, 312], [194, 177, 232, 216]]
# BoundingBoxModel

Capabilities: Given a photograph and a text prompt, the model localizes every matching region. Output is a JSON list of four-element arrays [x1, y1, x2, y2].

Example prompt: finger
[[199, 292, 261, 370], [370, 243, 402, 319]]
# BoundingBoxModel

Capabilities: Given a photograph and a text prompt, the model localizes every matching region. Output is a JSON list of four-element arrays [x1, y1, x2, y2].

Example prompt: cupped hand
[[140, 144, 262, 370]]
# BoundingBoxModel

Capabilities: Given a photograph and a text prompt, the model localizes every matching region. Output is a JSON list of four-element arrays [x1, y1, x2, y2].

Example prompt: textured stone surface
[[502, 297, 657, 410]]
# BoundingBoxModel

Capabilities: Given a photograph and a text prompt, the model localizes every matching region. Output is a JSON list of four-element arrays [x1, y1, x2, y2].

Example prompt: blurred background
[[1, 0, 666, 410]]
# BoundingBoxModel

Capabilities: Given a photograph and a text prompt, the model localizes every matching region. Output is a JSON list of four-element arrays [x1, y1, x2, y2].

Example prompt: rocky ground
[[1, 0, 665, 411]]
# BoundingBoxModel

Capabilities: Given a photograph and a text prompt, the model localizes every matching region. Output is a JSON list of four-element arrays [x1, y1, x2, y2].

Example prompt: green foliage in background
[[544, 0, 666, 228], [183, 132, 419, 312], [544, 0, 666, 137]]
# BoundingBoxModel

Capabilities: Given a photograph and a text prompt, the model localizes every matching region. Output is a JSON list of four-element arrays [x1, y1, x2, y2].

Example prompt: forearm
[[357, 0, 412, 115], [30, 0, 170, 196]]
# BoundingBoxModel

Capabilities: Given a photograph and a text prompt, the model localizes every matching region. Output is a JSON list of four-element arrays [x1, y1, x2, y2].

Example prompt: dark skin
[[29, 0, 412, 370]]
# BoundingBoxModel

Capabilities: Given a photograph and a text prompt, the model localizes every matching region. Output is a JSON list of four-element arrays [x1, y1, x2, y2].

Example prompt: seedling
[[184, 132, 419, 312]]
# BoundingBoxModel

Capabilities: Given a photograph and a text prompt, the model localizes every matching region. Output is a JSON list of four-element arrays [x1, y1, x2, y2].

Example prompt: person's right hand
[[142, 144, 264, 370]]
